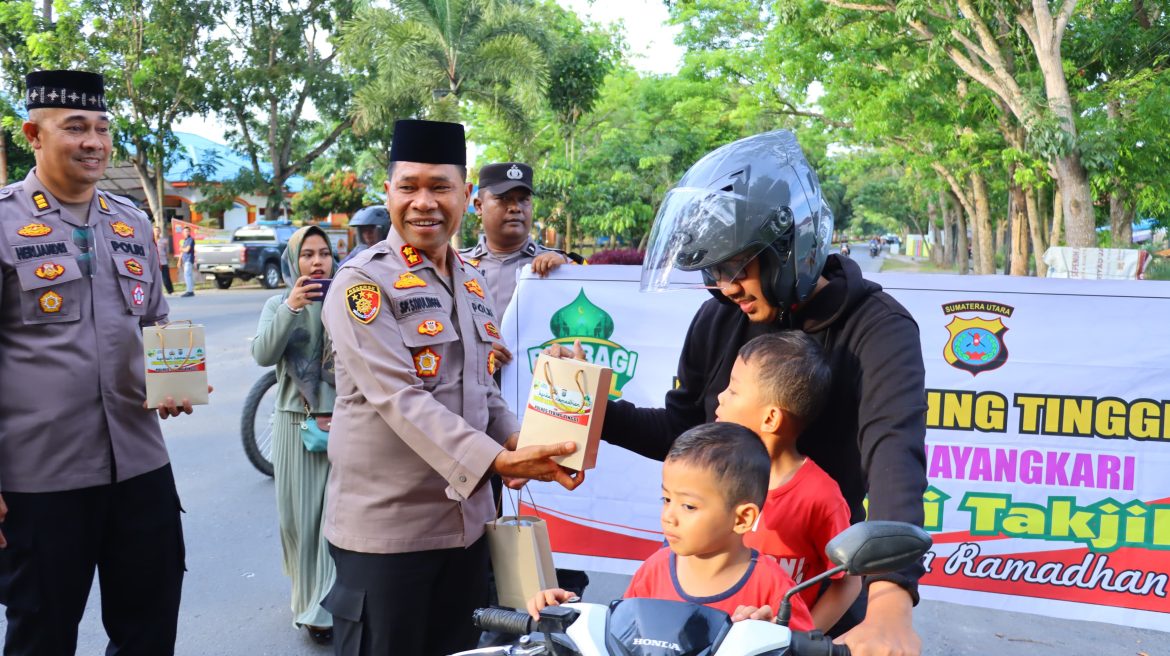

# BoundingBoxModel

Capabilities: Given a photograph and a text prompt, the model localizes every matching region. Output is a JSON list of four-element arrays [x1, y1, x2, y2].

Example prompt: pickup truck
[[195, 222, 296, 289]]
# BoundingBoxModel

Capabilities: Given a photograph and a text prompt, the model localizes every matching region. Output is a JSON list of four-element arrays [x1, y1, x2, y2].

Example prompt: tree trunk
[[1109, 187, 1134, 247], [1049, 187, 1064, 246], [1026, 186, 1048, 276], [971, 172, 995, 274], [565, 213, 573, 254], [939, 190, 954, 267], [953, 192, 969, 275], [927, 198, 944, 267], [0, 129, 7, 186], [995, 219, 1007, 268], [1009, 176, 1029, 276], [131, 155, 165, 228]]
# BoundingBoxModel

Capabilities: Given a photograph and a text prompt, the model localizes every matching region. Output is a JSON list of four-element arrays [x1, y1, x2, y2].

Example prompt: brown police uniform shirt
[[0, 170, 169, 493], [321, 227, 519, 554], [459, 236, 569, 315]]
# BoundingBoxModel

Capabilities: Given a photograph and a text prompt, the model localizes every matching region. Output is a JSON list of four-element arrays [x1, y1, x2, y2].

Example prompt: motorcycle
[[240, 370, 277, 477], [452, 521, 931, 656], [868, 244, 879, 258], [839, 243, 851, 257]]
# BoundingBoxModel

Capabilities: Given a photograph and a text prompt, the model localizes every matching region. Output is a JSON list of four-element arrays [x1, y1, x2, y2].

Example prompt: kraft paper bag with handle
[[143, 321, 209, 408], [517, 353, 611, 471], [486, 492, 559, 610]]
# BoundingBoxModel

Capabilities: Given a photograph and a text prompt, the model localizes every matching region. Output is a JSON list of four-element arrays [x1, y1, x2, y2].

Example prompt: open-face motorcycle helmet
[[349, 205, 391, 241], [640, 130, 833, 312]]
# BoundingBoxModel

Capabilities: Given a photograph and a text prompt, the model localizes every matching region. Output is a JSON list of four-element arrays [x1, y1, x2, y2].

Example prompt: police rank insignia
[[467, 258, 481, 268], [417, 319, 444, 336], [346, 283, 382, 324], [17, 222, 52, 237], [414, 347, 441, 377], [401, 244, 423, 267], [39, 290, 63, 313], [124, 258, 144, 276], [131, 283, 145, 306], [32, 192, 49, 210], [34, 262, 65, 280], [98, 196, 110, 211], [464, 279, 485, 299], [111, 221, 135, 238], [484, 322, 500, 339], [394, 272, 427, 289]]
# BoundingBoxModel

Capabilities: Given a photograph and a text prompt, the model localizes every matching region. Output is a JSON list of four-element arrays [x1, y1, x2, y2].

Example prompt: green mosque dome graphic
[[529, 288, 639, 400]]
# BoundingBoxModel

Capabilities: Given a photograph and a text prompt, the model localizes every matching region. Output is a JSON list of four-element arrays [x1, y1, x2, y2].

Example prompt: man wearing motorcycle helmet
[[589, 130, 928, 656], [341, 204, 390, 264]]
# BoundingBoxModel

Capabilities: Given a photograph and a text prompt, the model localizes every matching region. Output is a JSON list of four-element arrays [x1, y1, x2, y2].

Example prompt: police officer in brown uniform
[[320, 120, 583, 656], [0, 70, 197, 655]]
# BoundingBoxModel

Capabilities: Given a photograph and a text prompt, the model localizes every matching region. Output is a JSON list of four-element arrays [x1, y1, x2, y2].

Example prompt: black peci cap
[[478, 162, 534, 195], [389, 119, 466, 166], [25, 70, 106, 111]]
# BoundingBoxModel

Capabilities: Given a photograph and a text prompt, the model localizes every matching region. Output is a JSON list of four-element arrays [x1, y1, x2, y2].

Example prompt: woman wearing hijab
[[251, 225, 337, 644]]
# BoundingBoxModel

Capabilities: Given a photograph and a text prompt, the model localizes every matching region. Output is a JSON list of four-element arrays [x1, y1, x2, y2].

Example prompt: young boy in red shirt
[[527, 423, 813, 629], [716, 332, 861, 631]]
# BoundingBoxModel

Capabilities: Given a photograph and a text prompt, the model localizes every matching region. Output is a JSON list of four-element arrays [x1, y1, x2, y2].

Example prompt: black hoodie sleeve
[[852, 305, 929, 601], [599, 304, 713, 461]]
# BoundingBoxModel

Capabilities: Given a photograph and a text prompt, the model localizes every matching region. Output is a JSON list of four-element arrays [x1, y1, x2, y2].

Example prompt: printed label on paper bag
[[145, 347, 207, 373], [526, 378, 594, 426]]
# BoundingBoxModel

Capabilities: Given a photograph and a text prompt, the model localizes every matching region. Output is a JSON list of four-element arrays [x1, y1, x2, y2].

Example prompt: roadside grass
[[880, 257, 955, 274]]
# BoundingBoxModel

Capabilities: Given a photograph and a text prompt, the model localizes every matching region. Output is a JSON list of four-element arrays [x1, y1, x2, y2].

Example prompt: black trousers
[[324, 538, 489, 656], [0, 465, 185, 656], [159, 264, 174, 294]]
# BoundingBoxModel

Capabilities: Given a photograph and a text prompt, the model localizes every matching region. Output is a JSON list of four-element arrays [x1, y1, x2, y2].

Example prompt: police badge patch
[[111, 221, 135, 238], [464, 279, 485, 299], [125, 258, 144, 276], [34, 262, 65, 280], [414, 347, 441, 377], [39, 290, 63, 313], [17, 222, 52, 237], [346, 283, 382, 324], [394, 272, 427, 289], [484, 322, 500, 339], [417, 319, 444, 336]]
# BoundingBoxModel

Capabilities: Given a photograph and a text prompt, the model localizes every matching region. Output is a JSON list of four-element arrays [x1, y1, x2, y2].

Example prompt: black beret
[[389, 119, 466, 166], [25, 70, 107, 111], [478, 162, 534, 195]]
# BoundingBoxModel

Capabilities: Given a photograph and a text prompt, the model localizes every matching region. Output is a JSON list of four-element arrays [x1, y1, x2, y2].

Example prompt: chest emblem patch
[[346, 283, 382, 324], [483, 322, 500, 339], [39, 290, 63, 313], [125, 258, 144, 276], [401, 244, 423, 267], [34, 262, 66, 280], [414, 347, 441, 378], [464, 279, 485, 299], [17, 222, 52, 237], [417, 319, 444, 336], [394, 272, 427, 289], [132, 283, 146, 306], [111, 221, 135, 238], [487, 350, 497, 376]]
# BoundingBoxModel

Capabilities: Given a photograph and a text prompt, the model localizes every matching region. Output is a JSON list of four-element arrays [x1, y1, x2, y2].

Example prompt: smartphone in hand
[[304, 278, 332, 301]]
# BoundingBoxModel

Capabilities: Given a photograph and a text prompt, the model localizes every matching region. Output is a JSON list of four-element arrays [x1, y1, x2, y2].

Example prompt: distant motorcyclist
[[340, 205, 390, 264], [840, 242, 851, 257], [869, 238, 880, 258]]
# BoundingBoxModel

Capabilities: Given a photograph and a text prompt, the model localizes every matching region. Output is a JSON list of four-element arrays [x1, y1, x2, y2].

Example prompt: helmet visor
[[640, 187, 768, 293]]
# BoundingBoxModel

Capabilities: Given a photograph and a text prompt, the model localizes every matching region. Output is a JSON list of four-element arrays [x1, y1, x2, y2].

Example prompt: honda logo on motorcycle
[[631, 637, 682, 651]]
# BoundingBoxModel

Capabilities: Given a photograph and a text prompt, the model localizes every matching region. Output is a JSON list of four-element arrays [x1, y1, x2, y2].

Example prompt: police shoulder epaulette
[[0, 185, 16, 202], [105, 192, 147, 217]]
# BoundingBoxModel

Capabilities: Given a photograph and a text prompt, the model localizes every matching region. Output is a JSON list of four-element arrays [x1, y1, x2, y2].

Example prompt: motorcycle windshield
[[605, 598, 732, 656]]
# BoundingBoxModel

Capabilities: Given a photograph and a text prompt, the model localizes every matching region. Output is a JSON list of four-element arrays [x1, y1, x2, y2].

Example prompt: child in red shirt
[[527, 423, 813, 630], [716, 332, 861, 631]]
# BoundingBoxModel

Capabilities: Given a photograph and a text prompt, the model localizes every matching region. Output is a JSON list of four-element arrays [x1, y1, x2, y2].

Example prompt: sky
[[173, 1, 685, 145]]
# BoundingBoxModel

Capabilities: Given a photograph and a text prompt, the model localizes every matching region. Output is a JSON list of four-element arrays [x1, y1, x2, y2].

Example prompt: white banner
[[499, 265, 1170, 632]]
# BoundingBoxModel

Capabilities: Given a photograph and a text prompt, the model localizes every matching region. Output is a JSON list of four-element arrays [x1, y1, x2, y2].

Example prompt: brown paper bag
[[143, 321, 209, 408], [485, 515, 559, 610], [517, 353, 612, 471]]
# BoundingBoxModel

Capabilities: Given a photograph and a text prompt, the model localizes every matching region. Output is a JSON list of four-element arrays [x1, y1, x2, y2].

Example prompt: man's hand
[[532, 252, 571, 277], [0, 493, 7, 549], [146, 385, 215, 419], [526, 587, 577, 620], [543, 339, 586, 361], [731, 605, 775, 622], [492, 442, 584, 491], [492, 341, 514, 365], [834, 581, 920, 656]]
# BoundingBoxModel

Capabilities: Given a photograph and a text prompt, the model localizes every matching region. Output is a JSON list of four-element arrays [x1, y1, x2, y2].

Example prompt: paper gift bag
[[486, 515, 559, 610], [517, 353, 612, 471], [143, 321, 209, 408]]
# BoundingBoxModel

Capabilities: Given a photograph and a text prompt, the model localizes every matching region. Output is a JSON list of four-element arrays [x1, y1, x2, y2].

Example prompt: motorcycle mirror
[[824, 521, 933, 576]]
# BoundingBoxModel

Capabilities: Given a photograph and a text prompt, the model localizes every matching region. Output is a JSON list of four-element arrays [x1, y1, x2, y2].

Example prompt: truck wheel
[[215, 275, 233, 290], [261, 261, 282, 289]]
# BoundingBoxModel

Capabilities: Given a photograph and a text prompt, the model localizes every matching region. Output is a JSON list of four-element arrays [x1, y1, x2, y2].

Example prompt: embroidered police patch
[[346, 283, 382, 324], [132, 283, 145, 306], [39, 290, 63, 313], [487, 350, 497, 376], [17, 222, 52, 237], [484, 322, 500, 339], [394, 272, 427, 289], [417, 319, 444, 336], [31, 192, 49, 211], [111, 221, 135, 238], [414, 347, 441, 377], [34, 262, 65, 280], [464, 279, 485, 299], [401, 244, 423, 267], [468, 258, 481, 268], [125, 258, 144, 276], [98, 196, 110, 212]]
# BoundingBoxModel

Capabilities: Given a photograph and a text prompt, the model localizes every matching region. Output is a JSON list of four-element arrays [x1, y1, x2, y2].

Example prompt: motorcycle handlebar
[[789, 631, 851, 656], [472, 607, 534, 636]]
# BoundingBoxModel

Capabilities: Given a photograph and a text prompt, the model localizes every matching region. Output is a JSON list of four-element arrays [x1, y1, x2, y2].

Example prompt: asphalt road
[[6, 281, 1165, 655]]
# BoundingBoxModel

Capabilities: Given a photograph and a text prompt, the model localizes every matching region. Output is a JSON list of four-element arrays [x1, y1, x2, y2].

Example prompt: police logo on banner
[[942, 300, 1013, 376]]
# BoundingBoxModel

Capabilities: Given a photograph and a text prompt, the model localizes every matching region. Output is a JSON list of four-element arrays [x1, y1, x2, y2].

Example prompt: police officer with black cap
[[0, 70, 201, 655]]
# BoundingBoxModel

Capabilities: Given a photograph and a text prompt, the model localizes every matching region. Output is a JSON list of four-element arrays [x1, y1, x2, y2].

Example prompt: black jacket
[[602, 254, 928, 599]]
